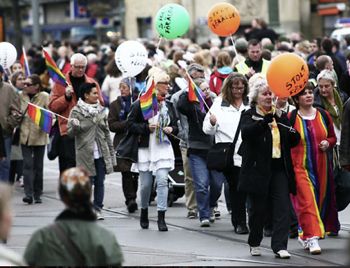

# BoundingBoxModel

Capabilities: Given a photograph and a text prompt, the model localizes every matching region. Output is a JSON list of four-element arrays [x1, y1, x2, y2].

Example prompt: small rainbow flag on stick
[[27, 102, 54, 134], [20, 46, 31, 78], [187, 74, 205, 112], [139, 79, 158, 120], [42, 49, 68, 87]]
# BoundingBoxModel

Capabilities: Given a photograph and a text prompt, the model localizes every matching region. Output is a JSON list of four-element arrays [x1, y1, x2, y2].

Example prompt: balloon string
[[230, 36, 238, 58], [156, 37, 162, 53]]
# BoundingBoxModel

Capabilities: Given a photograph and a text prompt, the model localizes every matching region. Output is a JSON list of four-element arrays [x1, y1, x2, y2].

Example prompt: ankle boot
[[157, 210, 168, 232], [140, 208, 149, 229]]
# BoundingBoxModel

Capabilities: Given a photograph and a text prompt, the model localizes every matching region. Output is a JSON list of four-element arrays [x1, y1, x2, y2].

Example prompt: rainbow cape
[[139, 79, 158, 120], [187, 75, 205, 112], [27, 102, 53, 134], [43, 49, 68, 86]]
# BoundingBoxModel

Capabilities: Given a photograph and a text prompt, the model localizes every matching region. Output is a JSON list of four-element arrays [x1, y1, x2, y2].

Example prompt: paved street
[[6, 156, 350, 266]]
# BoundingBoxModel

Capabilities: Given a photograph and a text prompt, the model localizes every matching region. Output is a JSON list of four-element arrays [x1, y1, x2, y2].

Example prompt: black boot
[[157, 210, 168, 232], [140, 208, 149, 229]]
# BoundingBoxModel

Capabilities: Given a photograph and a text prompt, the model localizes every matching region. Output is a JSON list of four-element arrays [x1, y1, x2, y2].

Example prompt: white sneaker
[[307, 237, 321, 255], [298, 237, 309, 250], [200, 219, 210, 227], [250, 246, 261, 256], [275, 250, 291, 259], [96, 210, 104, 220]]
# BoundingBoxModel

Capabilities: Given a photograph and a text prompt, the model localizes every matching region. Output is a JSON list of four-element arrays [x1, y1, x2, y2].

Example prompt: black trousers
[[121, 171, 139, 205], [224, 166, 247, 227], [58, 135, 76, 174], [9, 160, 23, 184], [247, 168, 290, 253]]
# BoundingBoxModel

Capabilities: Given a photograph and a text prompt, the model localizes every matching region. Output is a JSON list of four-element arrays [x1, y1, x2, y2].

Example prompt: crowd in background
[[0, 17, 350, 264]]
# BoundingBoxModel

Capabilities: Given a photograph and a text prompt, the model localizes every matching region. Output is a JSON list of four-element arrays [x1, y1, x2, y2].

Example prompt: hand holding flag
[[42, 48, 68, 87]]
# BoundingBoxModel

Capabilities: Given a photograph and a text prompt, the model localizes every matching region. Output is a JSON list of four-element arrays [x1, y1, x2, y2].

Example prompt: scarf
[[77, 99, 103, 117], [119, 96, 131, 120], [320, 89, 343, 129], [257, 105, 281, 159], [156, 101, 170, 144]]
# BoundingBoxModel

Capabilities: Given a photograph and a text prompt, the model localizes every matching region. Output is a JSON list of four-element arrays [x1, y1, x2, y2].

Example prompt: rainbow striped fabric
[[187, 75, 205, 112], [290, 110, 339, 239], [43, 49, 68, 86], [139, 79, 158, 120], [27, 102, 53, 134]]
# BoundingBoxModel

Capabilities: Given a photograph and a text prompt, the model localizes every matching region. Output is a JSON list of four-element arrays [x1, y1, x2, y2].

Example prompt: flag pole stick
[[184, 70, 211, 112], [26, 101, 70, 121]]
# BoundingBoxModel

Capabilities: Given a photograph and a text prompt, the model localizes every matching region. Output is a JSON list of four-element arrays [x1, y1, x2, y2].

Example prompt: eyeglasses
[[232, 86, 245, 91], [158, 81, 170, 85], [24, 83, 34, 87], [73, 65, 86, 69]]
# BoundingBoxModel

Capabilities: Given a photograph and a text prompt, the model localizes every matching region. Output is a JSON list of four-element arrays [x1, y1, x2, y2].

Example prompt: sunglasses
[[24, 83, 34, 86]]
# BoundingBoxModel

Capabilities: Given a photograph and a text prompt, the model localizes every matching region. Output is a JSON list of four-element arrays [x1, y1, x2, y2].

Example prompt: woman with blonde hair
[[238, 74, 300, 258], [119, 67, 178, 231]]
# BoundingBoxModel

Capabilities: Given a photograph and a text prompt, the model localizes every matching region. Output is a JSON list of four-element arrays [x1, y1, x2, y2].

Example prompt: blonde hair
[[248, 73, 269, 107], [148, 67, 170, 85], [317, 69, 336, 85]]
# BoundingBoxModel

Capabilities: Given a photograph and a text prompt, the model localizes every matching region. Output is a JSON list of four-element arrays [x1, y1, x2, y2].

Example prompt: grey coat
[[67, 105, 115, 176]]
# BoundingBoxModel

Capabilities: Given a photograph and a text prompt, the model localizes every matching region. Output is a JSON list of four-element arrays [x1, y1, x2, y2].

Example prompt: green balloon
[[155, 4, 190, 40]]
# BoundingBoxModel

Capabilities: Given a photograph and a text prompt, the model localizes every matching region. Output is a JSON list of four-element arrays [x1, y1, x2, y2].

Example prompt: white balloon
[[115, 41, 148, 78], [0, 42, 17, 69]]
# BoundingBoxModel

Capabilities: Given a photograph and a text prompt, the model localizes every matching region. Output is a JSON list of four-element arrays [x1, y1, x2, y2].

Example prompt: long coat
[[238, 107, 300, 196], [20, 91, 50, 146], [67, 104, 115, 176]]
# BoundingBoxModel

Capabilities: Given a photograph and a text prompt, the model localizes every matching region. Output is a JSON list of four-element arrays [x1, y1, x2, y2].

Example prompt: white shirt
[[203, 97, 249, 167]]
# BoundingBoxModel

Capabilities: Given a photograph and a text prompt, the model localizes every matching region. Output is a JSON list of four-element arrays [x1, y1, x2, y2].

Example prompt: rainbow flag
[[20, 46, 31, 77], [42, 49, 68, 86], [27, 102, 53, 134], [187, 75, 205, 112], [139, 79, 158, 120]]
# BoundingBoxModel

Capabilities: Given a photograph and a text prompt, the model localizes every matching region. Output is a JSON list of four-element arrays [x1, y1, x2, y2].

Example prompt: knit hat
[[187, 63, 204, 75], [120, 77, 136, 90]]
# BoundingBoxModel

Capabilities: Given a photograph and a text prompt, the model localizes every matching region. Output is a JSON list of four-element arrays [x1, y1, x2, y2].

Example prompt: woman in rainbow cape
[[19, 74, 51, 205], [119, 67, 178, 232]]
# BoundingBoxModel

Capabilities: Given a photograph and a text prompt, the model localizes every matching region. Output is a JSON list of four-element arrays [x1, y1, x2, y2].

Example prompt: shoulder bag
[[206, 118, 241, 172]]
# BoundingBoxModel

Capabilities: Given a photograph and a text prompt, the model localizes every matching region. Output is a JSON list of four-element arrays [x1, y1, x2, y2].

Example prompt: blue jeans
[[140, 168, 169, 211], [0, 137, 12, 182], [188, 153, 216, 221], [209, 170, 230, 209], [90, 158, 106, 210]]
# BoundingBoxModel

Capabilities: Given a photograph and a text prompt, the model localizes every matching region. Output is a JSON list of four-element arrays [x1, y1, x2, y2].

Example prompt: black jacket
[[238, 108, 300, 196], [177, 92, 213, 151], [116, 99, 178, 163]]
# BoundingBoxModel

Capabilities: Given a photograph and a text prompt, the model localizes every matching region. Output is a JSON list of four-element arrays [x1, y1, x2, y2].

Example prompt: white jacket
[[0, 244, 26, 266], [203, 97, 248, 167]]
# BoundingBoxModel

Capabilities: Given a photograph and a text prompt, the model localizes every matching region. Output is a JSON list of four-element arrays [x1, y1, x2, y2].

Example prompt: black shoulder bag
[[206, 119, 241, 172]]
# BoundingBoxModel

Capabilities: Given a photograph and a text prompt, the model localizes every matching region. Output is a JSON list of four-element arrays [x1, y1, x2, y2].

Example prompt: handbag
[[206, 119, 241, 172], [47, 120, 61, 161]]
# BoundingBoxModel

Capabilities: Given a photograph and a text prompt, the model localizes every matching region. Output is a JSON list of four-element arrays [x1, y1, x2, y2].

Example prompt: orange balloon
[[207, 3, 240, 37], [266, 53, 309, 98]]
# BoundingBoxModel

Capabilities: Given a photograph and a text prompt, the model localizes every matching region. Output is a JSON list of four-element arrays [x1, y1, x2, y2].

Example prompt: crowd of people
[[0, 22, 350, 264]]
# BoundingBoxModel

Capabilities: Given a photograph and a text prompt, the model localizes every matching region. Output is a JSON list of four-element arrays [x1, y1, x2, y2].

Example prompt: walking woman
[[125, 67, 178, 231], [108, 77, 139, 213], [238, 74, 300, 258], [289, 81, 339, 254], [203, 72, 249, 234], [9, 71, 26, 186], [67, 83, 115, 220], [20, 74, 50, 204]]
